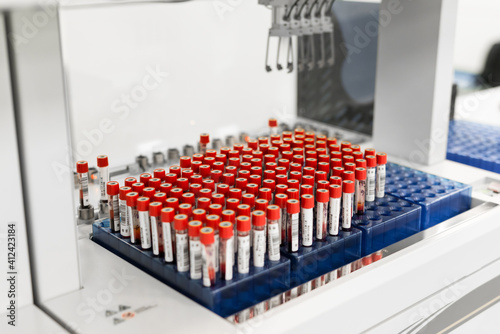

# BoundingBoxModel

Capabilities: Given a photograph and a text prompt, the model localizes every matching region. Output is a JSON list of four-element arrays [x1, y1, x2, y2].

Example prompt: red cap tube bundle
[[252, 210, 266, 268], [149, 202, 163, 256], [161, 207, 175, 263], [174, 214, 189, 272], [188, 221, 203, 280], [200, 227, 217, 287], [267, 205, 281, 261], [107, 181, 120, 232], [219, 222, 234, 281], [315, 189, 329, 241], [137, 197, 152, 250], [301, 194, 314, 247]]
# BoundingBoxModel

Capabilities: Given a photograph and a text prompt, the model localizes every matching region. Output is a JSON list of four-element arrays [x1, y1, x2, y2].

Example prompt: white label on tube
[[163, 222, 173, 262], [301, 208, 313, 246], [111, 196, 120, 232], [80, 173, 89, 207], [128, 207, 135, 243], [190, 240, 202, 280], [342, 264, 352, 276], [316, 202, 327, 240], [329, 197, 341, 236], [238, 235, 250, 274], [214, 234, 220, 272], [342, 193, 353, 230], [176, 233, 189, 272], [151, 216, 159, 255], [355, 179, 366, 214], [366, 167, 376, 201], [119, 200, 130, 237], [225, 237, 234, 280], [376, 164, 386, 198], [253, 229, 266, 268], [268, 223, 280, 261], [139, 211, 151, 249], [301, 282, 311, 295], [99, 166, 108, 201], [290, 213, 299, 252]]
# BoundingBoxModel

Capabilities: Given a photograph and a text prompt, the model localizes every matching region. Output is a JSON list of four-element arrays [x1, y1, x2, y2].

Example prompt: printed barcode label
[[253, 230, 266, 267], [202, 245, 209, 286], [151, 217, 159, 255], [119, 200, 130, 237], [367, 167, 376, 201], [342, 194, 353, 230], [301, 209, 313, 247], [176, 234, 189, 272], [214, 234, 220, 272], [99, 167, 108, 200], [190, 240, 202, 279], [225, 238, 234, 280], [291, 213, 299, 252], [81, 173, 89, 206], [238, 235, 250, 274], [376, 164, 386, 198], [139, 211, 151, 249], [329, 197, 340, 236], [128, 207, 135, 243], [268, 223, 280, 261], [110, 197, 120, 232], [316, 203, 327, 240], [163, 223, 173, 262]]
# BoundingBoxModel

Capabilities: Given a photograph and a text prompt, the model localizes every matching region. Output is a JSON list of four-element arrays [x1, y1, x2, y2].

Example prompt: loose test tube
[[268, 118, 278, 135], [76, 161, 91, 208], [267, 205, 281, 261], [252, 211, 266, 268], [328, 184, 342, 236], [174, 214, 189, 272], [366, 155, 376, 202], [316, 189, 329, 241], [219, 222, 234, 281], [200, 227, 217, 287], [97, 155, 109, 217], [149, 202, 163, 256], [355, 167, 367, 215], [274, 193, 288, 244], [200, 133, 210, 155], [137, 197, 152, 250], [161, 208, 175, 263], [287, 199, 300, 252], [188, 221, 203, 280], [376, 152, 387, 198], [126, 192, 140, 244], [342, 181, 355, 231], [301, 194, 314, 247], [107, 181, 120, 232], [237, 216, 251, 274], [119, 186, 132, 237]]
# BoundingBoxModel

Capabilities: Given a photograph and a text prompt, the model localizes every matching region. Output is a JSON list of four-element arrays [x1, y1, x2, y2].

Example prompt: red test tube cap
[[287, 199, 300, 214], [329, 184, 342, 198], [200, 227, 214, 245], [174, 214, 188, 231], [366, 155, 377, 168], [236, 216, 251, 232], [76, 161, 88, 173], [343, 180, 355, 193], [149, 202, 163, 217], [119, 186, 132, 201], [316, 189, 329, 203], [97, 155, 108, 168], [188, 221, 202, 237], [137, 197, 150, 211], [301, 194, 314, 209], [376, 152, 388, 165], [219, 222, 233, 238], [161, 207, 175, 222], [126, 192, 139, 207], [252, 210, 266, 226], [268, 118, 278, 127], [355, 167, 367, 180], [200, 133, 210, 144], [107, 181, 119, 196], [267, 205, 280, 220]]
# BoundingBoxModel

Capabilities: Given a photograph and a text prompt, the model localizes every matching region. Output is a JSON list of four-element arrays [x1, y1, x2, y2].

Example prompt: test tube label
[[253, 229, 266, 267], [139, 211, 152, 249], [316, 202, 328, 240], [289, 213, 299, 252], [176, 233, 189, 272], [224, 237, 234, 280], [214, 234, 220, 272], [190, 239, 202, 280], [342, 193, 353, 230], [99, 166, 109, 201], [110, 196, 120, 232], [162, 222, 174, 262], [366, 167, 376, 202], [237, 235, 250, 274], [80, 172, 89, 207], [301, 209, 313, 246], [268, 223, 280, 261], [119, 200, 130, 236], [376, 164, 386, 198], [151, 216, 160, 255], [329, 197, 341, 236]]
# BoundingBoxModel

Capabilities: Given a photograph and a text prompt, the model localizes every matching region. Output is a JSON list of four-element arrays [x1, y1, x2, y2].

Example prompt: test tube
[[137, 197, 152, 250], [119, 186, 132, 238], [355, 167, 367, 215], [274, 193, 288, 244], [267, 205, 281, 261], [76, 161, 91, 208], [316, 189, 329, 241], [268, 118, 278, 135], [376, 152, 387, 198], [301, 194, 314, 247], [205, 214, 220, 272], [328, 184, 342, 236], [200, 133, 210, 155], [366, 155, 376, 202], [252, 210, 266, 268], [200, 227, 217, 287], [188, 221, 203, 280], [97, 155, 109, 218], [287, 199, 300, 252], [149, 202, 163, 256], [161, 207, 175, 263], [174, 214, 189, 272], [106, 181, 120, 232], [126, 192, 140, 244], [219, 222, 234, 281], [342, 181, 355, 231], [237, 216, 251, 274]]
